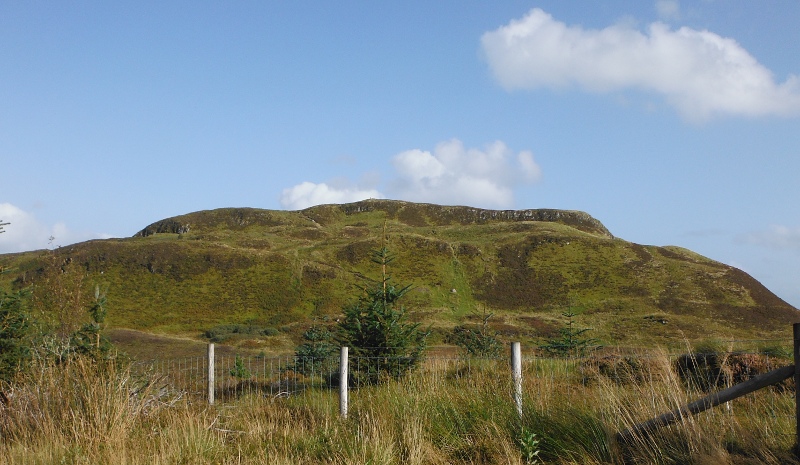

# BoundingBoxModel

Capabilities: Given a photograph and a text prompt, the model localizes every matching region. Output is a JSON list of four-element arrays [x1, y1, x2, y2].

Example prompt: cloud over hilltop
[[279, 139, 541, 210], [481, 8, 800, 122], [388, 139, 540, 208]]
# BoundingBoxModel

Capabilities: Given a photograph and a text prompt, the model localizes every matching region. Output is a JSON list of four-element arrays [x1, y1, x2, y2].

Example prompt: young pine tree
[[293, 323, 337, 376], [336, 247, 428, 384], [448, 309, 502, 358], [539, 311, 601, 358], [70, 285, 113, 360]]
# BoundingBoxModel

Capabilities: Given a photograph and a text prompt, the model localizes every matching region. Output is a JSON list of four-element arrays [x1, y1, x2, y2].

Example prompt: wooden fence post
[[794, 323, 800, 456], [207, 343, 215, 406], [511, 342, 523, 419], [340, 346, 349, 419]]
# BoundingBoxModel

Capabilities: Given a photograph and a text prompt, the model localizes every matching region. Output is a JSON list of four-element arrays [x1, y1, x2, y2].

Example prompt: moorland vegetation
[[1, 200, 797, 358], [2, 203, 800, 463]]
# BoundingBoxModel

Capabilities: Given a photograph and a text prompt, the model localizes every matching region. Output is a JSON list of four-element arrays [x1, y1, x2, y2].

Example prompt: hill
[[2, 199, 797, 354]]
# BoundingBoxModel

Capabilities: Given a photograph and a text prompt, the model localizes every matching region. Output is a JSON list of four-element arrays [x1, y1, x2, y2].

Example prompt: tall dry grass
[[0, 350, 797, 464]]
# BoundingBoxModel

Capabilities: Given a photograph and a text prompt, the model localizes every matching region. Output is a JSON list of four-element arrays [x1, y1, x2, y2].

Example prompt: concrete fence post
[[511, 342, 522, 419], [207, 343, 215, 406], [340, 346, 349, 419]]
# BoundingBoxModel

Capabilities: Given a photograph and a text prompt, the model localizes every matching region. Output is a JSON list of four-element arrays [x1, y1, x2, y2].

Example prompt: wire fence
[[131, 342, 796, 415]]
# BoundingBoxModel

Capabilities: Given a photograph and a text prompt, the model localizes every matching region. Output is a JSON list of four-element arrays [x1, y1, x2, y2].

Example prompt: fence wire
[[131, 346, 795, 425]]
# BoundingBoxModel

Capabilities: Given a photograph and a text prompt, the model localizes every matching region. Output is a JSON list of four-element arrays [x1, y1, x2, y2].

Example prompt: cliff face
[[326, 200, 613, 237], [135, 200, 612, 239]]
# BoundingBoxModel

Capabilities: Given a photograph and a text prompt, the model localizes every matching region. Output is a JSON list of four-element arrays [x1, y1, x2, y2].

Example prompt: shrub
[[229, 355, 251, 380], [70, 286, 113, 360], [0, 289, 30, 382], [676, 349, 792, 392], [581, 352, 662, 386], [203, 324, 279, 343]]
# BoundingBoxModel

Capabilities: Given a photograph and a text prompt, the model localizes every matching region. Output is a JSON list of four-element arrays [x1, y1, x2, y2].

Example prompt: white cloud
[[280, 182, 383, 210], [0, 203, 108, 253], [655, 0, 680, 20], [0, 203, 52, 252], [280, 139, 542, 211], [741, 225, 800, 250], [388, 139, 541, 209], [481, 8, 800, 122]]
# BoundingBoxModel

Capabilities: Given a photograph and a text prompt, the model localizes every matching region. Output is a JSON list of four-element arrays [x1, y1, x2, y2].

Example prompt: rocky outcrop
[[333, 199, 613, 237], [134, 219, 190, 237]]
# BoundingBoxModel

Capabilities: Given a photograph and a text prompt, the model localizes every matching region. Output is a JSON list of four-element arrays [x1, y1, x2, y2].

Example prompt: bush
[[0, 289, 30, 382], [580, 352, 662, 386], [229, 355, 251, 380], [204, 324, 279, 343], [70, 286, 113, 360], [675, 349, 792, 392]]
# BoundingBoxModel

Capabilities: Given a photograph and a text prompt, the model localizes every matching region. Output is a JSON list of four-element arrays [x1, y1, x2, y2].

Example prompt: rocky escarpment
[[134, 200, 613, 239], [134, 219, 191, 237], [322, 200, 613, 237]]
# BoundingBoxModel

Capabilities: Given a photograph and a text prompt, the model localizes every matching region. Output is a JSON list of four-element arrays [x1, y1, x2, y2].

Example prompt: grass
[[2, 348, 798, 464]]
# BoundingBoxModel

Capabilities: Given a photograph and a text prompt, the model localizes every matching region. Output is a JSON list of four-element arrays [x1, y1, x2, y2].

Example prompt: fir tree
[[448, 309, 502, 358], [539, 311, 601, 358], [293, 323, 337, 376], [336, 246, 428, 383], [70, 285, 113, 359]]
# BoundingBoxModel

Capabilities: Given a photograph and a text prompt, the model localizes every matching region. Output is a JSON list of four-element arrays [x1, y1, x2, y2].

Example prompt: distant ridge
[[136, 199, 613, 239]]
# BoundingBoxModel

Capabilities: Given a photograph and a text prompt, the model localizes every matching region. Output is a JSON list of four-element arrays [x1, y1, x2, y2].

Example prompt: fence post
[[208, 343, 215, 406], [340, 346, 349, 419], [794, 324, 800, 456], [511, 342, 522, 419]]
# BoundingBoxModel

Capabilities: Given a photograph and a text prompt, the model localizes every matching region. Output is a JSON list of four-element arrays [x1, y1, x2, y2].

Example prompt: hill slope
[[2, 200, 797, 351]]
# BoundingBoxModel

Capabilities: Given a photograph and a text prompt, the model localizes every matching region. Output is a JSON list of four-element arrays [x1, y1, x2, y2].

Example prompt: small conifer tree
[[230, 355, 251, 380], [539, 311, 601, 358], [70, 285, 113, 359], [336, 246, 428, 383], [448, 309, 502, 358], [293, 323, 337, 375]]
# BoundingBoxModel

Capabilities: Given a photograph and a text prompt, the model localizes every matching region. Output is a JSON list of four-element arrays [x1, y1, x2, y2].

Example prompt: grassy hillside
[[1, 200, 797, 354]]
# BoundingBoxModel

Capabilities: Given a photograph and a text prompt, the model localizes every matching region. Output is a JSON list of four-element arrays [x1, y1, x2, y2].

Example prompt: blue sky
[[2, 1, 800, 308]]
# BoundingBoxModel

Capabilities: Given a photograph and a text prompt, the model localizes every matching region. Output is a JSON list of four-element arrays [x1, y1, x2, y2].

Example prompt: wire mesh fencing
[[130, 344, 796, 420]]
